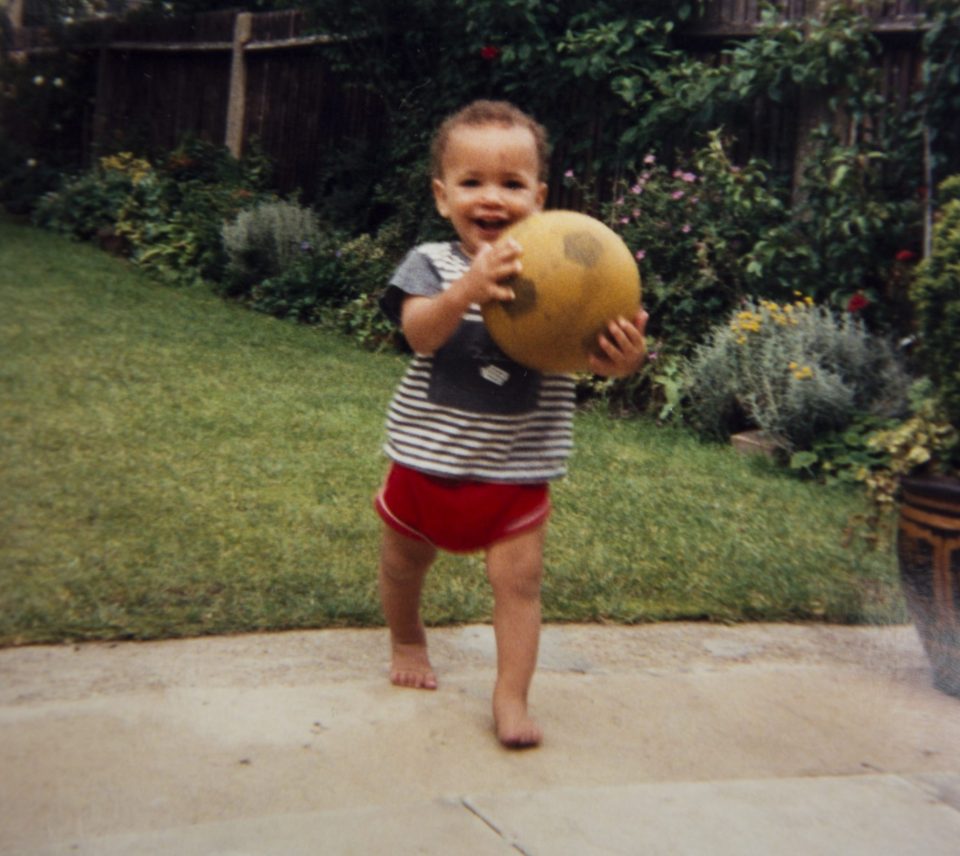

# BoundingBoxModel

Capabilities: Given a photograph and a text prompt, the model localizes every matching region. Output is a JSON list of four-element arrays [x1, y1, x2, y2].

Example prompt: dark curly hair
[[430, 100, 550, 182]]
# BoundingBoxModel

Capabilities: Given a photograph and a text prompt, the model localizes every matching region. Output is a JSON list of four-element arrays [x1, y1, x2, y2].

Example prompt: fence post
[[6, 0, 23, 29], [225, 12, 252, 158]]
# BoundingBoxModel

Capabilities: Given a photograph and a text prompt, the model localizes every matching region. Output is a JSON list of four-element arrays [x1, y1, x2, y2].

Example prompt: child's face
[[432, 122, 547, 257]]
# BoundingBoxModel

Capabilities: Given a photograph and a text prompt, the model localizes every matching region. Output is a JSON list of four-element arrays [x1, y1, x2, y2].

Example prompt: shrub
[[33, 142, 267, 286], [604, 132, 789, 354], [248, 246, 340, 322], [221, 199, 323, 297], [248, 228, 400, 333], [772, 132, 920, 321], [911, 175, 960, 443], [32, 152, 149, 240], [684, 296, 910, 453], [135, 140, 269, 284], [328, 292, 403, 352]]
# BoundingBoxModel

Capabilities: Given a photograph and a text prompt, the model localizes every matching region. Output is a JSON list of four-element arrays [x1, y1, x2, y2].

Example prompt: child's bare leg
[[486, 525, 546, 748], [379, 525, 438, 689]]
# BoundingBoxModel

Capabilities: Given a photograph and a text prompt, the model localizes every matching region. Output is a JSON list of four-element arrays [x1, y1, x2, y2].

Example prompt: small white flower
[[33, 75, 45, 86], [53, 78, 64, 88], [26, 158, 37, 168]]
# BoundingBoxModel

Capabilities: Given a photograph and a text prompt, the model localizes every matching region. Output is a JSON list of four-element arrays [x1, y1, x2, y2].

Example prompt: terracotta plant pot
[[897, 474, 960, 697]]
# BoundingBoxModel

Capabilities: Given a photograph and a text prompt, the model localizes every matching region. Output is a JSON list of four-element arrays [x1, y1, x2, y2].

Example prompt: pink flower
[[671, 190, 685, 200], [681, 224, 691, 233], [681, 172, 697, 183], [643, 154, 656, 165], [632, 208, 640, 218], [564, 169, 574, 178], [895, 249, 917, 262], [480, 45, 500, 61], [630, 184, 643, 195], [635, 249, 646, 261], [620, 216, 630, 224]]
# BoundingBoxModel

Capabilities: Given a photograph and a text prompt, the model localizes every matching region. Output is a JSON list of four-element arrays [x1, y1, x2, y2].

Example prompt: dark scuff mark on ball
[[564, 231, 602, 268], [502, 275, 538, 317]]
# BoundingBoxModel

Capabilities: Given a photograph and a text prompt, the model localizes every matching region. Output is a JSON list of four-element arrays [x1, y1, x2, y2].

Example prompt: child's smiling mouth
[[475, 218, 510, 238]]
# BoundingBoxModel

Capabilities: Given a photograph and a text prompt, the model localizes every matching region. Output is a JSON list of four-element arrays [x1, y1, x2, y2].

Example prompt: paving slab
[[1, 623, 959, 854], [466, 774, 960, 856], [30, 800, 515, 856]]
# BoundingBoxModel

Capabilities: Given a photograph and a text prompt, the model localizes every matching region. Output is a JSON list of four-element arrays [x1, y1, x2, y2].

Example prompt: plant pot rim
[[899, 472, 960, 502]]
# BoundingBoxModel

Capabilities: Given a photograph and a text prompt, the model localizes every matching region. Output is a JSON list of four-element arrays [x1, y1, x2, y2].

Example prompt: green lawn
[[0, 219, 905, 645]]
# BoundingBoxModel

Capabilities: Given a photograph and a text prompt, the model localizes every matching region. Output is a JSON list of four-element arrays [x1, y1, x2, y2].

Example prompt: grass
[[0, 218, 906, 646]]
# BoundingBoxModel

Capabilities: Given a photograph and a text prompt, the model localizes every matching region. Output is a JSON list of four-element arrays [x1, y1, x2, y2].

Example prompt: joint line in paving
[[461, 796, 532, 855]]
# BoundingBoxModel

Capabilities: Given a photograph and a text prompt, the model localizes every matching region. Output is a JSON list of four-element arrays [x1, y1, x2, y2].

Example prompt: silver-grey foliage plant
[[684, 297, 910, 452], [221, 200, 323, 293]]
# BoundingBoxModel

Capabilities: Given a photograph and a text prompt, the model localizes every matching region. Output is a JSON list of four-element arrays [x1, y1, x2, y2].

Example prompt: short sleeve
[[379, 249, 443, 326]]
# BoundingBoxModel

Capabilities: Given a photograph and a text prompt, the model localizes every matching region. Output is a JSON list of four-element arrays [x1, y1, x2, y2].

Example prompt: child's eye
[[461, 178, 480, 187], [505, 180, 526, 190]]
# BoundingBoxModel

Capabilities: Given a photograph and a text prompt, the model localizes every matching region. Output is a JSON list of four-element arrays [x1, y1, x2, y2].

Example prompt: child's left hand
[[588, 309, 649, 378]]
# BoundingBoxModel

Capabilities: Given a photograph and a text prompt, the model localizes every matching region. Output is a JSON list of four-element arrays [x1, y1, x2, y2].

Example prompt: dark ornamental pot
[[897, 475, 960, 698]]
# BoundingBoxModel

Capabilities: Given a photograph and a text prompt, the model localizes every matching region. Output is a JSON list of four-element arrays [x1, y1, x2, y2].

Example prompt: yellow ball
[[482, 210, 641, 373]]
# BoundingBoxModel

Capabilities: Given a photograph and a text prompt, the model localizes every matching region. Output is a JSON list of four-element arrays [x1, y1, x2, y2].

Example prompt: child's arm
[[401, 241, 522, 355], [587, 309, 649, 378]]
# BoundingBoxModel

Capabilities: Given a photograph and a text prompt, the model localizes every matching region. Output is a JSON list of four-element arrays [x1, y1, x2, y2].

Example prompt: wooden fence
[[6, 2, 928, 204]]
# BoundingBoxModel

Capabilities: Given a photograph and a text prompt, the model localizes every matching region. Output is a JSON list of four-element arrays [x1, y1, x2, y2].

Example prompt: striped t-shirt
[[381, 242, 576, 483]]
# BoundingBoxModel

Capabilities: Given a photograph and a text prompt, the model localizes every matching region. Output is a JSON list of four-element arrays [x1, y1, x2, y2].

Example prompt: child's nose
[[479, 184, 505, 207]]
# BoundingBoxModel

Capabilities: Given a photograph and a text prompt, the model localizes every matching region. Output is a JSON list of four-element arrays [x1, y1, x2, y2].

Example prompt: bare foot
[[493, 688, 542, 749], [390, 640, 438, 690]]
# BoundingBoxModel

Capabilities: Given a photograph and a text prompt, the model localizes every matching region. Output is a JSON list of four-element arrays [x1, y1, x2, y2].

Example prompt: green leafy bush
[[684, 296, 909, 453], [859, 382, 958, 513], [119, 140, 270, 285], [604, 132, 788, 352], [788, 413, 896, 486], [248, 229, 399, 337], [34, 142, 267, 286], [32, 152, 148, 240], [912, 175, 960, 445], [768, 133, 920, 318]]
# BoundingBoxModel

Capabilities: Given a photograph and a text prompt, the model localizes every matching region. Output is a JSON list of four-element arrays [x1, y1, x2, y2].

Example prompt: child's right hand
[[455, 239, 522, 307], [400, 238, 523, 355]]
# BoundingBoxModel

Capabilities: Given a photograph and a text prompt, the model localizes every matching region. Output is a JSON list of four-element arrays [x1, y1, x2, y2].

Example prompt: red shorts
[[374, 462, 550, 553]]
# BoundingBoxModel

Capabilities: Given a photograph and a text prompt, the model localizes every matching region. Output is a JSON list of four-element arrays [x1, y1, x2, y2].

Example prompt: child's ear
[[432, 178, 451, 219], [535, 182, 547, 211]]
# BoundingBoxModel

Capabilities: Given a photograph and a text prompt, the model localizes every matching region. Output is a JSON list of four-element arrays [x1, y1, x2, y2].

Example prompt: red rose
[[480, 45, 500, 61], [895, 249, 917, 262], [847, 292, 870, 313]]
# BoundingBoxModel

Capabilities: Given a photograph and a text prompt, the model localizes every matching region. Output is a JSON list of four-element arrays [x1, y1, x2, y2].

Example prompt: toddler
[[374, 100, 648, 748]]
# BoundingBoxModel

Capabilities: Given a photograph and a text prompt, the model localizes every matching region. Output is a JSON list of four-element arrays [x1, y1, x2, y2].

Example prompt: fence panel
[[242, 46, 385, 200], [95, 48, 231, 155]]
